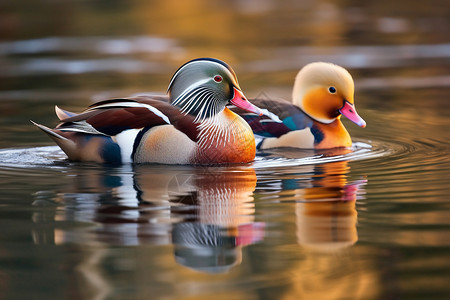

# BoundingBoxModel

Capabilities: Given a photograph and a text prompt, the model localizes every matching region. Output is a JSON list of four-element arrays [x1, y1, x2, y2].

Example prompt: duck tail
[[55, 105, 78, 120], [30, 120, 77, 158]]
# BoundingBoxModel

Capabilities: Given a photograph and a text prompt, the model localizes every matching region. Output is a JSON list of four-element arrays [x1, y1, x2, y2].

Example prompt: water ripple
[[0, 146, 67, 170], [251, 139, 397, 170], [0, 138, 399, 172]]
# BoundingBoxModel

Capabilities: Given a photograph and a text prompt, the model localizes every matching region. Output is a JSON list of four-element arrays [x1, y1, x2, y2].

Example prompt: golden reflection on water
[[26, 155, 375, 298], [295, 162, 360, 252], [256, 148, 364, 250], [33, 166, 263, 272], [137, 166, 262, 272]]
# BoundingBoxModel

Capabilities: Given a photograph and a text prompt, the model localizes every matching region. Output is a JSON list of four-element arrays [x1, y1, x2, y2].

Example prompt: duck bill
[[339, 100, 366, 128], [230, 87, 263, 116]]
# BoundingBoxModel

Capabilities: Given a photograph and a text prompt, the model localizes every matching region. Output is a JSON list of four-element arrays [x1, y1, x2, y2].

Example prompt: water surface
[[1, 1, 450, 299]]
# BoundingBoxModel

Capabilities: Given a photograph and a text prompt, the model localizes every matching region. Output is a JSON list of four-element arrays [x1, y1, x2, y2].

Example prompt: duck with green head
[[32, 58, 263, 164]]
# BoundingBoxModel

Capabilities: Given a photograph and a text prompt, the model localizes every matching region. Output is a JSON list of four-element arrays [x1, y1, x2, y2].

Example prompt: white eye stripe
[[172, 79, 210, 106]]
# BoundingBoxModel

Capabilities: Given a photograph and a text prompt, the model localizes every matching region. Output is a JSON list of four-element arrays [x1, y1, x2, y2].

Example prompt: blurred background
[[0, 0, 450, 147], [0, 0, 449, 147]]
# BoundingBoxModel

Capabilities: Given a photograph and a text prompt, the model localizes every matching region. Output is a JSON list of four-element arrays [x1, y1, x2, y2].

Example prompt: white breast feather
[[113, 129, 141, 163]]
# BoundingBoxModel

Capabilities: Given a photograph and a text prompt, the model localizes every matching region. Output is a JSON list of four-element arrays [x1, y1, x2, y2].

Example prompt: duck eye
[[329, 86, 337, 94], [213, 75, 223, 83]]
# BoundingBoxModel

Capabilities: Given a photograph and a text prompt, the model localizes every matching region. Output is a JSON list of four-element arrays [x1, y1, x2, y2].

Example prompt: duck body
[[33, 58, 262, 165], [233, 62, 366, 150], [237, 97, 352, 150]]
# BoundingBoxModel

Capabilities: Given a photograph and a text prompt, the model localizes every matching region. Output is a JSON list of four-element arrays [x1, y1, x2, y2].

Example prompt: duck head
[[292, 62, 366, 128], [168, 58, 262, 122]]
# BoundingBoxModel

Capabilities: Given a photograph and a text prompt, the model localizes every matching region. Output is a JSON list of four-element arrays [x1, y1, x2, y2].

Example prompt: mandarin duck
[[32, 58, 264, 164], [233, 62, 366, 149]]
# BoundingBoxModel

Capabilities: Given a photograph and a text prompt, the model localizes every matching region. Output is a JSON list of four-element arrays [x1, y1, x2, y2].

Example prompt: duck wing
[[57, 96, 199, 142], [231, 97, 313, 138]]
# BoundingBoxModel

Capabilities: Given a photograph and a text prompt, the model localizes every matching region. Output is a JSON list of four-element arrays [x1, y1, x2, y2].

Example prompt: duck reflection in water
[[295, 162, 365, 252], [34, 164, 264, 273], [258, 147, 366, 252], [136, 165, 264, 273]]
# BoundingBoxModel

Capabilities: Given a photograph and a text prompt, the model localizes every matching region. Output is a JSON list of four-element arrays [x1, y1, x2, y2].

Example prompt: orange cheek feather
[[303, 88, 342, 121]]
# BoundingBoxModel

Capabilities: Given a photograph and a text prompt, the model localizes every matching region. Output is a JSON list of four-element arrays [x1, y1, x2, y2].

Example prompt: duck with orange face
[[233, 62, 366, 150]]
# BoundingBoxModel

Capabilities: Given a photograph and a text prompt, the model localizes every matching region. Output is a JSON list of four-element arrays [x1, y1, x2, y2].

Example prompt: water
[[1, 1, 450, 299]]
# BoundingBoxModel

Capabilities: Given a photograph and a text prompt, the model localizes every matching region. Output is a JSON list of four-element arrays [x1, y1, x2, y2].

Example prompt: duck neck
[[313, 117, 352, 149]]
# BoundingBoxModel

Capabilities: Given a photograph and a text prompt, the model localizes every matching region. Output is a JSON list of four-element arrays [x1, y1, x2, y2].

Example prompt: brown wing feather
[[57, 96, 200, 142], [132, 96, 199, 142]]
